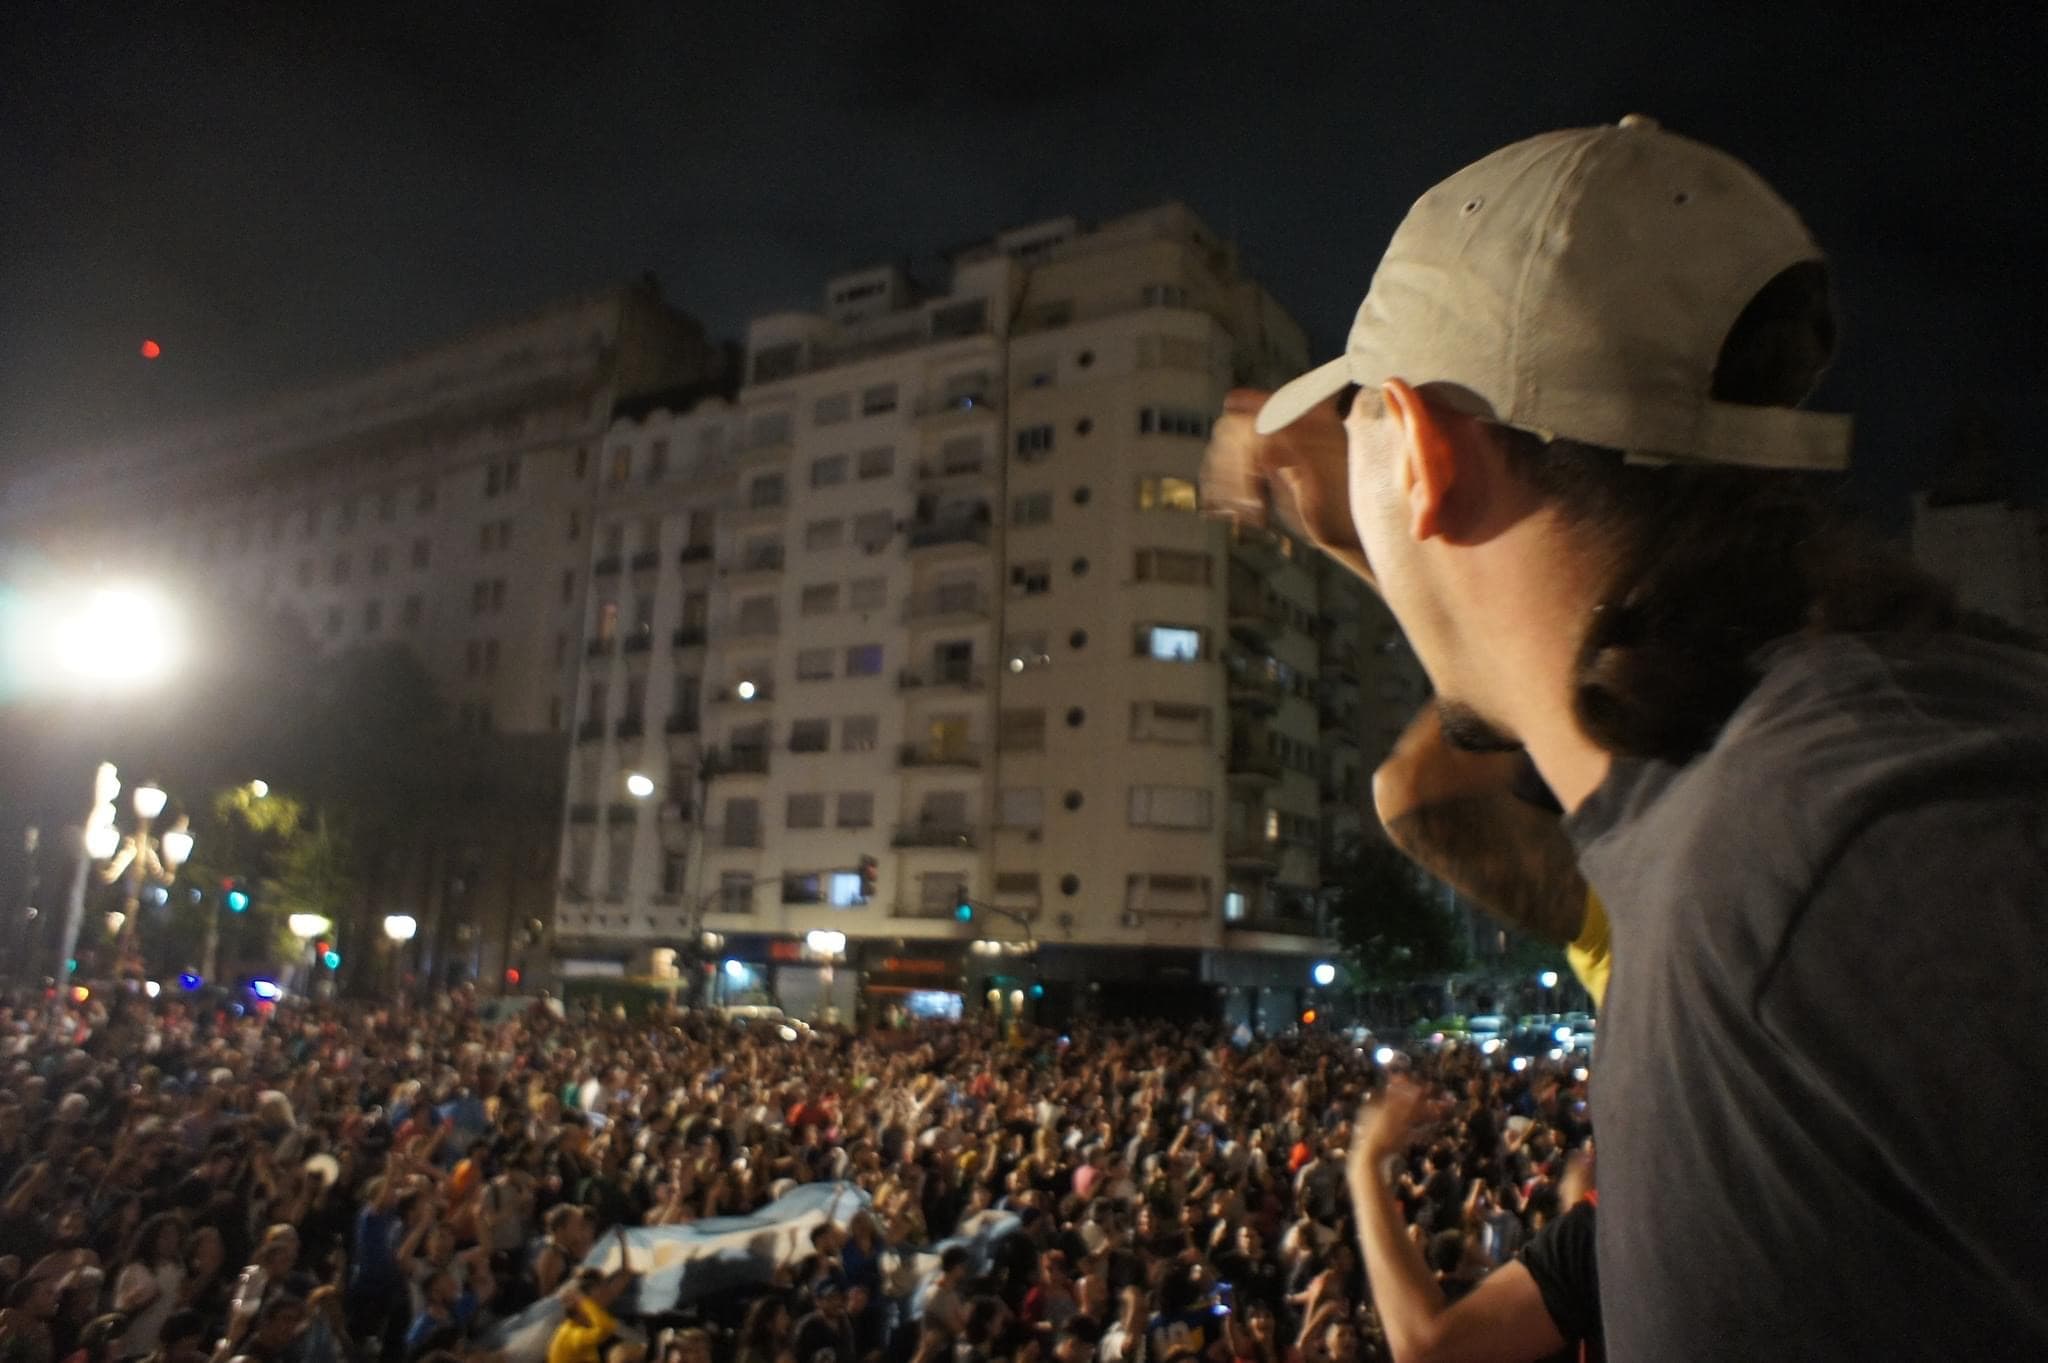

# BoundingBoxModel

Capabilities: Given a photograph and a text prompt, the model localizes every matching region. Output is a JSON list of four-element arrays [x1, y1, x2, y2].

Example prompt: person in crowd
[[545, 1268, 634, 1363], [112, 1213, 188, 1361]]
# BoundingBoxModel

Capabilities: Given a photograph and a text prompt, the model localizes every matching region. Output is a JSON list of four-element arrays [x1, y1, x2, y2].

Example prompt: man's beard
[[1436, 698, 1523, 754]]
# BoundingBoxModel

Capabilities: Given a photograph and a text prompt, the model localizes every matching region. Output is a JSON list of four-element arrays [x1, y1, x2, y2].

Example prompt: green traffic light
[[226, 890, 249, 913], [954, 901, 974, 922], [321, 950, 341, 970]]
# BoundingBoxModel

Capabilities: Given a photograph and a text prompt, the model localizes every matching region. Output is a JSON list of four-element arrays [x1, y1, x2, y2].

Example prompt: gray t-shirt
[[1565, 630, 2048, 1361]]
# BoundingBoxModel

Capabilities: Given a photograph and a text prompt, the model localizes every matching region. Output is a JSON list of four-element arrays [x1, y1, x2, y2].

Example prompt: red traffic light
[[140, 339, 162, 360], [504, 968, 521, 985]]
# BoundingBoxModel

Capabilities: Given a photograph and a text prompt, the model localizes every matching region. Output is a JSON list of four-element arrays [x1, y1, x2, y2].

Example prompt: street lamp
[[99, 782, 193, 971], [46, 584, 184, 694], [289, 913, 333, 941], [805, 929, 846, 956], [382, 914, 418, 943], [623, 771, 656, 800], [1312, 961, 1337, 987]]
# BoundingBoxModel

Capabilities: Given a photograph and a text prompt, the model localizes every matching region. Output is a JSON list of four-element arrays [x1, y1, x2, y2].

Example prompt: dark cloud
[[2, 1, 2043, 519]]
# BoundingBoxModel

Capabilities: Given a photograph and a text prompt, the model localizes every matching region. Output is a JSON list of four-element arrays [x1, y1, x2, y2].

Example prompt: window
[[483, 638, 500, 674], [796, 648, 835, 681], [752, 343, 801, 385], [804, 519, 844, 552], [718, 871, 755, 915], [1139, 624, 1205, 661], [828, 870, 866, 906], [845, 643, 884, 676], [789, 719, 831, 753], [490, 578, 507, 611], [937, 435, 984, 475], [1011, 492, 1052, 527], [722, 798, 760, 848], [1015, 425, 1054, 461], [1138, 476, 1200, 511], [1129, 785, 1213, 830], [402, 595, 422, 628], [747, 409, 793, 446], [370, 544, 390, 577], [849, 577, 886, 611], [998, 709, 1045, 752], [1134, 548, 1211, 584], [567, 510, 582, 542], [363, 600, 382, 633], [853, 511, 894, 551], [800, 583, 839, 617], [411, 538, 431, 569], [748, 473, 785, 509], [646, 439, 669, 483], [809, 454, 848, 488], [735, 595, 778, 636], [841, 715, 879, 751], [609, 446, 631, 484], [1131, 701, 1211, 745], [861, 384, 898, 416], [918, 872, 968, 918], [856, 445, 894, 479], [1008, 561, 1050, 598], [661, 852, 686, 896], [782, 873, 823, 905], [504, 457, 521, 492], [996, 788, 1044, 831], [561, 570, 576, 605], [813, 393, 852, 426], [1138, 407, 1211, 438], [836, 792, 873, 829], [785, 794, 826, 830]]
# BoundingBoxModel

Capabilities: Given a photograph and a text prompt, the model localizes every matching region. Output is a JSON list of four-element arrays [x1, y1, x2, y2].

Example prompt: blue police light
[[249, 979, 281, 1001], [178, 972, 203, 991]]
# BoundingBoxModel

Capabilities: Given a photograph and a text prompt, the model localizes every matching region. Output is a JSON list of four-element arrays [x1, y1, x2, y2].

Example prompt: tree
[[1324, 833, 1469, 988]]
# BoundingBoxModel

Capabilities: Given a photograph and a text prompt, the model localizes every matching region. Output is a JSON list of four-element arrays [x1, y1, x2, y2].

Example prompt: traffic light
[[1300, 1008, 1319, 1026], [858, 855, 878, 905], [1028, 982, 1045, 999], [322, 949, 342, 970], [224, 878, 250, 913], [954, 893, 974, 923], [504, 967, 521, 986]]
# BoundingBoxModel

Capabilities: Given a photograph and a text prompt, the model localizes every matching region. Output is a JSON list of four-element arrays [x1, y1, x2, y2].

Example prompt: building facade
[[553, 206, 1383, 1029]]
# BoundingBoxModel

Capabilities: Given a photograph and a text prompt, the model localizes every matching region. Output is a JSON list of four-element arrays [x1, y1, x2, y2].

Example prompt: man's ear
[[1380, 380, 1457, 543]]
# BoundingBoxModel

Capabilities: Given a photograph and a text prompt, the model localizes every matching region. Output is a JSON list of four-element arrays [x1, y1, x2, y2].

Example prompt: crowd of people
[[0, 988, 1600, 1363]]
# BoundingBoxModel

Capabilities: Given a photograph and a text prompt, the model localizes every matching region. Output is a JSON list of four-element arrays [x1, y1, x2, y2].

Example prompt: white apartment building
[[554, 206, 1382, 1030]]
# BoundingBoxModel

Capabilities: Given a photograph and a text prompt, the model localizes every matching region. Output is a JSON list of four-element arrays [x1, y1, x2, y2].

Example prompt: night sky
[[3, 2, 2043, 521]]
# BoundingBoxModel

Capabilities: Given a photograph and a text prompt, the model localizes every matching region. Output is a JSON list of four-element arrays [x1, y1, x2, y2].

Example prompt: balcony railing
[[899, 742, 982, 769], [903, 591, 989, 623], [1224, 666, 1285, 711], [576, 720, 607, 743], [898, 664, 985, 691], [614, 717, 644, 739], [726, 617, 780, 639], [906, 518, 990, 552], [706, 745, 770, 776], [1227, 744, 1284, 782], [1225, 835, 1282, 870], [712, 681, 774, 703], [623, 633, 653, 654], [594, 555, 624, 576], [678, 543, 713, 564], [913, 392, 1000, 419], [892, 822, 978, 849], [723, 546, 785, 576], [664, 713, 699, 735], [709, 826, 762, 849], [915, 458, 991, 484], [586, 638, 614, 658], [1227, 592, 1284, 639], [672, 625, 707, 648]]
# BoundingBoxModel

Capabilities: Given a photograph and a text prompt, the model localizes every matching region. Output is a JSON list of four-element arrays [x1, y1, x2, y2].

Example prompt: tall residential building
[[0, 283, 722, 985], [1910, 406, 2047, 638], [553, 205, 1375, 1029]]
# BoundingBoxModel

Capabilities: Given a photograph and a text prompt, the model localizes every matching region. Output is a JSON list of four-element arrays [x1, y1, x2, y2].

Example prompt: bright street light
[[623, 771, 656, 799], [805, 929, 846, 956], [1538, 969, 1560, 990], [160, 826, 194, 867], [1311, 961, 1337, 987], [249, 780, 270, 799], [133, 784, 168, 819], [287, 913, 332, 941], [83, 824, 120, 860], [382, 914, 418, 943], [735, 680, 757, 701], [48, 585, 184, 692]]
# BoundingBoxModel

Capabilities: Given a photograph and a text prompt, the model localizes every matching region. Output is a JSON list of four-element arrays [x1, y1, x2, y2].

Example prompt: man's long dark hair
[[1497, 262, 2027, 766]]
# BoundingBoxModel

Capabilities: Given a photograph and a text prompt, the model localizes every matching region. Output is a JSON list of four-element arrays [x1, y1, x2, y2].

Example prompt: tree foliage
[[1324, 833, 1469, 985]]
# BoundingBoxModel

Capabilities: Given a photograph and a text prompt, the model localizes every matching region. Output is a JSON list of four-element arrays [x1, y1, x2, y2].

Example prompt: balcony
[[664, 713, 700, 736], [678, 543, 713, 565], [903, 590, 989, 624], [711, 681, 774, 704], [1224, 661, 1285, 713], [630, 549, 661, 573], [723, 546, 785, 577], [1227, 905, 1325, 937], [594, 555, 624, 576], [707, 745, 770, 776], [899, 741, 982, 770], [906, 517, 990, 553], [576, 720, 607, 743], [614, 717, 644, 740], [898, 663, 985, 692], [915, 457, 991, 486], [623, 632, 654, 655], [1227, 743, 1284, 783], [726, 617, 780, 640], [672, 624, 707, 649], [1227, 524, 1289, 573], [892, 821, 978, 850], [586, 637, 614, 659], [1227, 590, 1284, 644], [709, 826, 762, 849], [1225, 835, 1282, 873], [913, 392, 1000, 420], [733, 432, 792, 466]]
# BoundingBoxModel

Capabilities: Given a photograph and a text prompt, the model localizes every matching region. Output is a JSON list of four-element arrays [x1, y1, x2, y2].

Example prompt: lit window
[[1138, 476, 1199, 512], [1141, 625, 1204, 661]]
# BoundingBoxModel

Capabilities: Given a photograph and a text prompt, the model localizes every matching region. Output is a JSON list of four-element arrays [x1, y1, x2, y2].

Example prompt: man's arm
[[1373, 706, 1589, 947], [1348, 1080, 1567, 1363]]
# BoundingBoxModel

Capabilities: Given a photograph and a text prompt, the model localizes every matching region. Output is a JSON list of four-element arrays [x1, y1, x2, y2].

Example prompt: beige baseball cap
[[1257, 115, 1852, 471]]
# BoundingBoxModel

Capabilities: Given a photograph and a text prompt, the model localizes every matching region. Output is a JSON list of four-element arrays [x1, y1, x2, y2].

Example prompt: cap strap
[[1626, 403, 1852, 472]]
